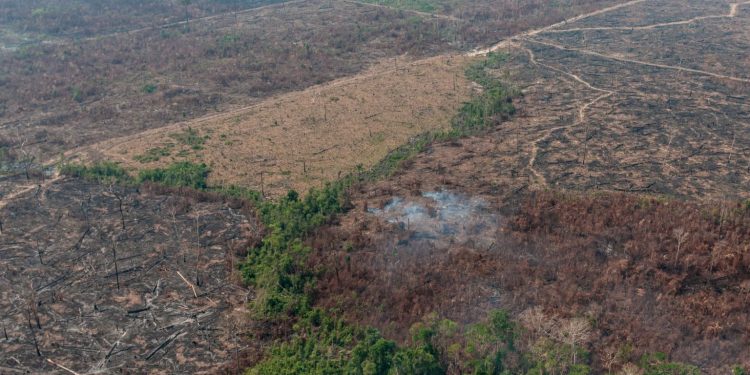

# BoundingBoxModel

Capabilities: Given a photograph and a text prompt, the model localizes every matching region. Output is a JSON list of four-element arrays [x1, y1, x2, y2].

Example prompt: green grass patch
[[60, 161, 132, 185], [133, 145, 173, 163], [170, 127, 209, 150], [61, 160, 210, 190], [136, 161, 210, 189]]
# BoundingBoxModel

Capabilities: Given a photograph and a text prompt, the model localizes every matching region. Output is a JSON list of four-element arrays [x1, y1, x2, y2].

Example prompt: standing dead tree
[[23, 281, 42, 357], [109, 184, 126, 231], [558, 318, 591, 365], [111, 234, 121, 290], [195, 215, 203, 287], [673, 227, 688, 268]]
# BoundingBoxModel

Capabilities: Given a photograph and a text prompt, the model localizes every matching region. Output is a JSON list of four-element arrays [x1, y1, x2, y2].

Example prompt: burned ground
[[304, 0, 750, 372], [454, 0, 750, 199], [2, 0, 750, 373], [0, 177, 262, 374], [310, 185, 750, 373]]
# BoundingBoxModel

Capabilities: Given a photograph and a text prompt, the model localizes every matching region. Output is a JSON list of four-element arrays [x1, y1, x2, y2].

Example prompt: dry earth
[[73, 55, 475, 197]]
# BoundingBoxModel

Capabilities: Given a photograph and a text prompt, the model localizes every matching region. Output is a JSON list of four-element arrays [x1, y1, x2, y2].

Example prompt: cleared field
[[0, 0, 458, 161], [0, 0, 627, 167], [73, 55, 475, 197]]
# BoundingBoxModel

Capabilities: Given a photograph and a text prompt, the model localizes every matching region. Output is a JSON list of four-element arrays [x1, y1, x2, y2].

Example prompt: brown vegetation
[[300, 1, 750, 372], [309, 186, 750, 373]]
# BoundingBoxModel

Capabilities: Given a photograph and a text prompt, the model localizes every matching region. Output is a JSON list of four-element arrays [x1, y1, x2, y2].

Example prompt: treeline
[[61, 160, 210, 189], [247, 307, 704, 374]]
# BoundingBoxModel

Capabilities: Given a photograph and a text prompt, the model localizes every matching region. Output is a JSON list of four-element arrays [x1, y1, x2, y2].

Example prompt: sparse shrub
[[211, 184, 263, 203], [142, 83, 158, 94], [170, 127, 208, 150], [133, 146, 172, 163], [71, 86, 84, 103]]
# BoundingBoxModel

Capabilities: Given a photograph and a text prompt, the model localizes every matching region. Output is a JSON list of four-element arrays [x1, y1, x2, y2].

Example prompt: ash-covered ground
[[0, 177, 261, 374]]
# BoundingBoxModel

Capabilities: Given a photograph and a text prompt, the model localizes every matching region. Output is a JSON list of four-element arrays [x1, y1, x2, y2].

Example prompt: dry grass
[[73, 54, 476, 196]]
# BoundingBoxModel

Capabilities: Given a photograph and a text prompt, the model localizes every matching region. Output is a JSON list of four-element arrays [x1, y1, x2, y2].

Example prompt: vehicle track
[[514, 0, 750, 188], [0, 173, 61, 211], [340, 0, 462, 21], [14, 0, 308, 49], [524, 38, 750, 84], [543, 1, 750, 33], [519, 44, 616, 187], [467, 0, 647, 57]]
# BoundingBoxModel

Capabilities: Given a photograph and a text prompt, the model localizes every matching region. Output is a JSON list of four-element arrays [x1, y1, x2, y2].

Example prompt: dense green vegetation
[[136, 161, 210, 189], [456, 52, 518, 132], [247, 309, 524, 375], [60, 161, 132, 185], [247, 308, 442, 375], [61, 160, 210, 190], [241, 183, 350, 319]]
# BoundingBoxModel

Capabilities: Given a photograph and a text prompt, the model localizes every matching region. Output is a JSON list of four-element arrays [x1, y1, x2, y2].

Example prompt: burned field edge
[[37, 52, 531, 373], [3, 0, 750, 373], [36, 47, 739, 374], [0, 0, 460, 161]]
